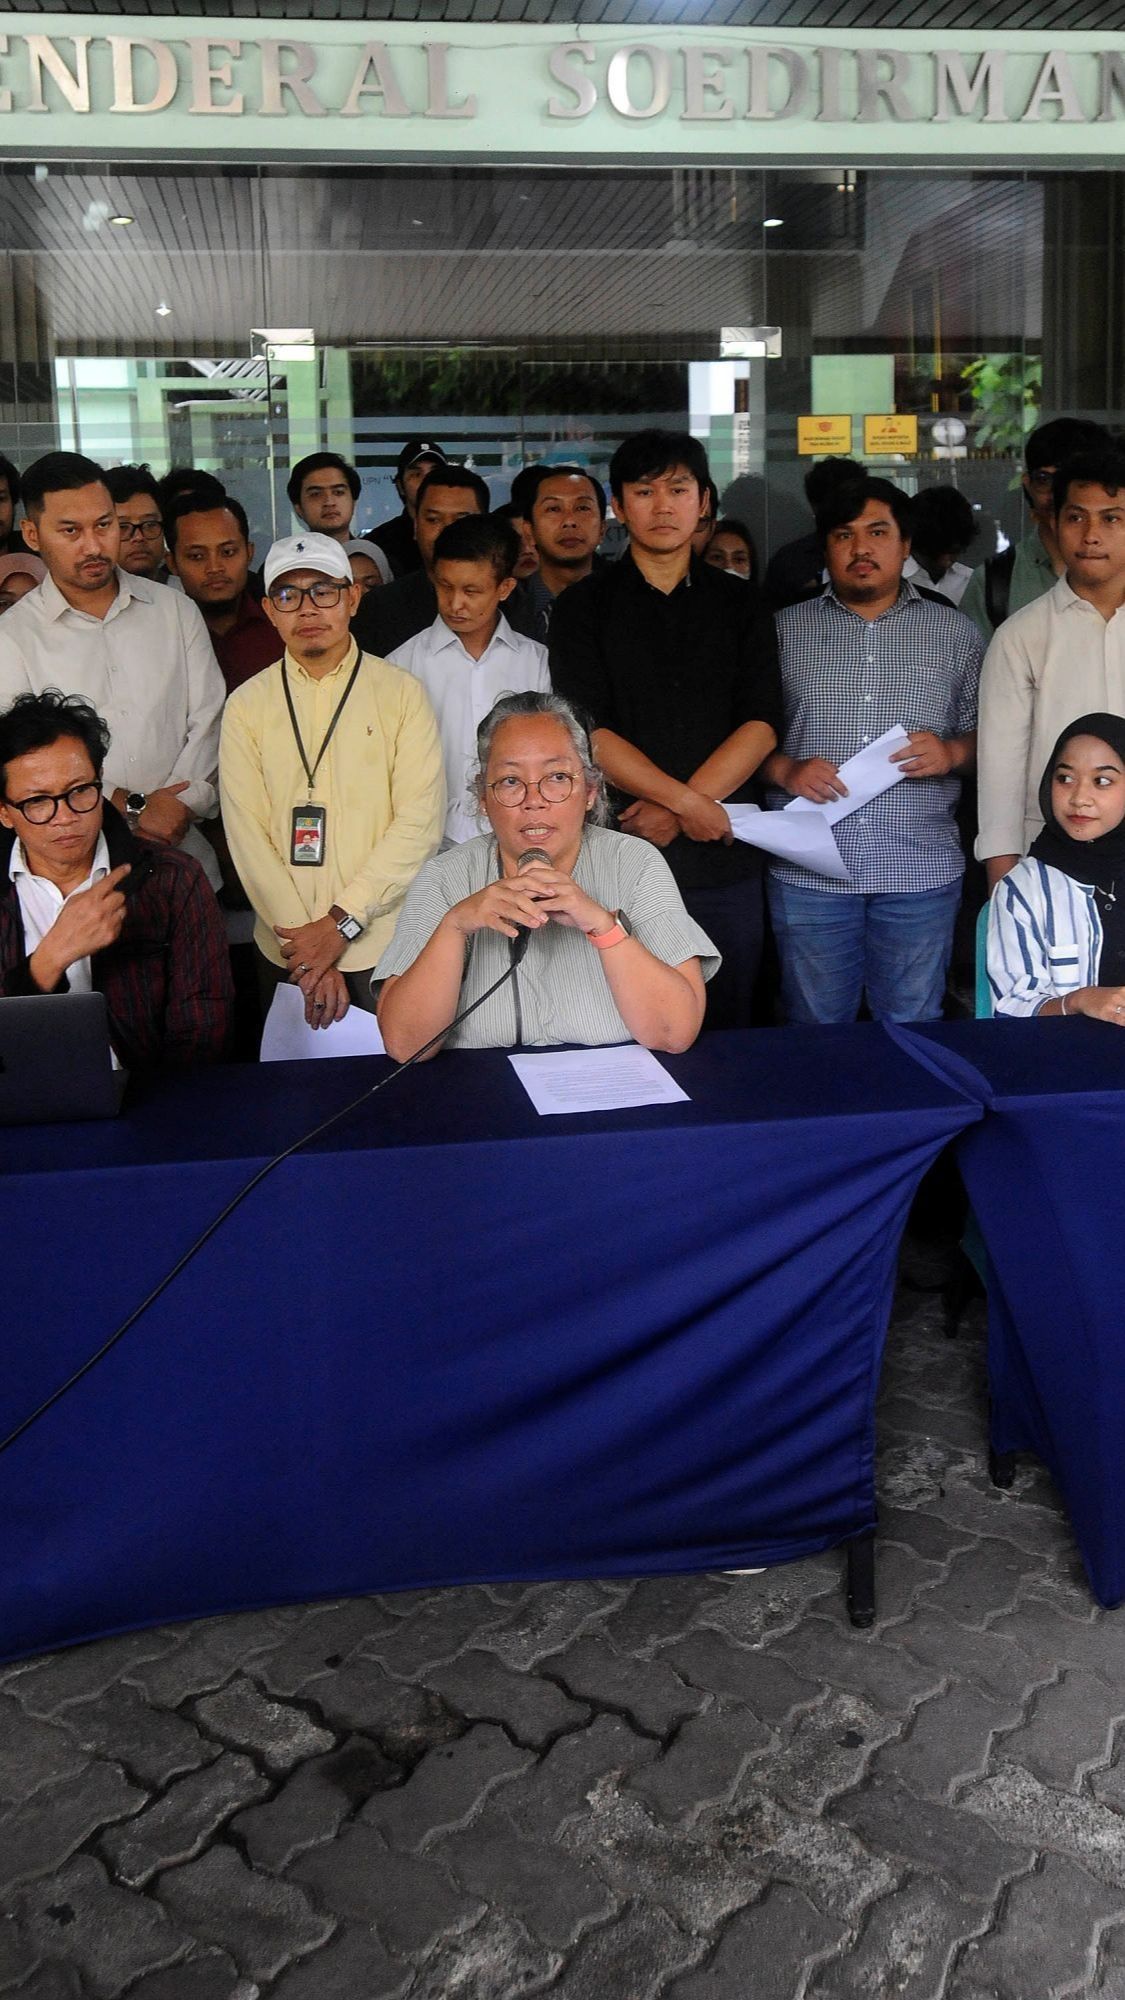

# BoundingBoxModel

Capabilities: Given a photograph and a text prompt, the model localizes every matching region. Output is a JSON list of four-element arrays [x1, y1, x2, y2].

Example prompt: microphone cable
[[0, 953, 527, 1460]]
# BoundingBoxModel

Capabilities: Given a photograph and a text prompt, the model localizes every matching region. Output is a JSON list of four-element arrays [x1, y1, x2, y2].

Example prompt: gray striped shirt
[[373, 824, 720, 1049]]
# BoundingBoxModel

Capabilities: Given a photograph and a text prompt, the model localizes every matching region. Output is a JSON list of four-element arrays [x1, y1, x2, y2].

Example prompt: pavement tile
[[0, 1966, 83, 1999], [0, 1761, 145, 1893], [7, 1631, 177, 1718], [360, 1723, 531, 1851], [299, 1656, 461, 1763], [878, 1390, 992, 1455], [912, 1537, 1042, 1630], [55, 1684, 220, 1793], [479, 1582, 625, 1671], [876, 1437, 977, 1513], [232, 1736, 398, 1872], [989, 1602, 1125, 1689], [876, 1505, 979, 1568], [544, 1632, 706, 1737], [537, 1902, 708, 1998], [950, 1854, 1125, 2000], [889, 1606, 1046, 1702], [863, 1544, 949, 1629], [267, 1923, 412, 1998], [192, 1677, 335, 1774], [961, 1764, 1125, 1889], [559, 1780, 762, 1933], [0, 1700, 88, 1809], [598, 1576, 735, 1657], [118, 1950, 258, 1999], [499, 1714, 659, 1838], [710, 1791, 897, 1921], [420, 1651, 589, 1749], [0, 1914, 42, 1989], [250, 1599, 403, 1697], [871, 1684, 1025, 1797], [441, 1806, 617, 1948], [755, 1694, 900, 1812], [290, 1826, 483, 1955], [661, 1629, 820, 1723], [807, 1876, 988, 1999], [156, 1845, 334, 1982], [668, 1883, 847, 1999], [125, 1616, 290, 1708], [101, 1753, 270, 1889], [13, 1855, 192, 1998], [693, 1562, 842, 1650], [925, 1475, 1082, 1562], [767, 1615, 945, 1716], [407, 1910, 562, 1999], [359, 1590, 511, 1680], [830, 1775, 1034, 1901], [626, 1700, 772, 1821], [996, 1668, 1125, 1791]]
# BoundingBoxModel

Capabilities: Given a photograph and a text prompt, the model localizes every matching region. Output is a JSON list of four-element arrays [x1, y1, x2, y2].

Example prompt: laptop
[[0, 993, 125, 1125]]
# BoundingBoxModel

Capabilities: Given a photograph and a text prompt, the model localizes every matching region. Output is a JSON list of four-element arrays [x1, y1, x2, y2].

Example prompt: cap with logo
[[395, 438, 448, 483], [263, 532, 354, 595]]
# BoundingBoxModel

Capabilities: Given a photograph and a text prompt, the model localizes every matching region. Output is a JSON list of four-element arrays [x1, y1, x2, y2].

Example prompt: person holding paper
[[761, 477, 982, 1024], [374, 691, 719, 1059]]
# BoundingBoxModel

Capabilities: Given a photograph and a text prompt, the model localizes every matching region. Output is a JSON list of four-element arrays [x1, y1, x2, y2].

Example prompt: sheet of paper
[[785, 724, 910, 827], [724, 802, 852, 882], [260, 978, 386, 1062], [509, 1045, 689, 1116]]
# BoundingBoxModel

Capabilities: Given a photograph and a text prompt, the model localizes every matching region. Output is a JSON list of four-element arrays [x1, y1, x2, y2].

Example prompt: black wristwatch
[[330, 905, 363, 942], [125, 790, 147, 830]]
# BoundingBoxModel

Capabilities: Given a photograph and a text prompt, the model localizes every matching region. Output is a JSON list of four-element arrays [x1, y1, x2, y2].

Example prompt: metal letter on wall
[[188, 39, 244, 116], [547, 42, 597, 119], [932, 50, 1008, 123], [606, 44, 673, 120], [24, 34, 91, 114], [341, 43, 411, 118], [1023, 50, 1085, 122], [425, 43, 476, 119], [109, 36, 178, 114], [856, 48, 915, 121], [682, 46, 734, 121], [745, 46, 810, 121], [259, 40, 327, 117]]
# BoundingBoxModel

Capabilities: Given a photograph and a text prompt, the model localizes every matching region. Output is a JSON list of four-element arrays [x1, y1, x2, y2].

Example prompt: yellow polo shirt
[[219, 641, 445, 971]]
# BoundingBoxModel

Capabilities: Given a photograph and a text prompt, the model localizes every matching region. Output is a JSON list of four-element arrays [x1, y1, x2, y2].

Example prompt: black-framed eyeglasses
[[118, 517, 164, 540], [268, 580, 348, 612], [4, 780, 103, 826], [487, 772, 576, 807]]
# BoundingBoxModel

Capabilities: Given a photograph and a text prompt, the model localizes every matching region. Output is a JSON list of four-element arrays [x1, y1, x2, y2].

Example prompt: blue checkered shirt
[[767, 583, 983, 895]]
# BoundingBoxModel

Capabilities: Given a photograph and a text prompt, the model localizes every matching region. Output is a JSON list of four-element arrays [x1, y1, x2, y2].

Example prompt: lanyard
[[280, 654, 362, 798]]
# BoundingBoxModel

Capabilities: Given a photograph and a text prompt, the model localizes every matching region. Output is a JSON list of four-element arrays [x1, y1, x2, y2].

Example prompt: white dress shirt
[[9, 828, 110, 995], [903, 556, 973, 606], [390, 612, 550, 845], [0, 570, 225, 887], [977, 575, 1125, 860]]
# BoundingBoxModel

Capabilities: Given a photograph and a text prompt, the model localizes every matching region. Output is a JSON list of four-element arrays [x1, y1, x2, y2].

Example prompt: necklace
[[1096, 880, 1117, 910]]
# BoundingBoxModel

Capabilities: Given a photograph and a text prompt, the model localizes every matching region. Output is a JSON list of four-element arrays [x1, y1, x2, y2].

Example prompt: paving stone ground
[[4, 1247, 1125, 1999]]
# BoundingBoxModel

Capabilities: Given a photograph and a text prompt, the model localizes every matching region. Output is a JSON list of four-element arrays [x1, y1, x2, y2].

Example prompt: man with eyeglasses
[[0, 688, 233, 1069], [106, 465, 171, 584], [961, 418, 1112, 642], [219, 533, 444, 1029], [0, 451, 226, 893]]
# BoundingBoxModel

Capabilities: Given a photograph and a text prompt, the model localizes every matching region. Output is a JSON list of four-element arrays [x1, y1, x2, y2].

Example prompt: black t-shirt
[[370, 510, 420, 580], [549, 552, 782, 892]]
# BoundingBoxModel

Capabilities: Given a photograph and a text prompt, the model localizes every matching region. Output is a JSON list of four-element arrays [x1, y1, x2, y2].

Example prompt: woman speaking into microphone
[[374, 692, 718, 1060]]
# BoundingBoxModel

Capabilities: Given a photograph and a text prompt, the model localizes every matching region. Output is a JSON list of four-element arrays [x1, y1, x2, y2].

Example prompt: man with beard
[[761, 477, 983, 1024], [165, 491, 279, 693]]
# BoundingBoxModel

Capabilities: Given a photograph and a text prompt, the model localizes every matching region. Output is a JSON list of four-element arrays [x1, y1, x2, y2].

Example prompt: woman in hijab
[[0, 551, 45, 614], [987, 711, 1125, 1020]]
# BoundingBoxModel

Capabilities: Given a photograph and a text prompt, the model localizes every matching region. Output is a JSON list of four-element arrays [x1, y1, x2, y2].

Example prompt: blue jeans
[[767, 878, 962, 1025]]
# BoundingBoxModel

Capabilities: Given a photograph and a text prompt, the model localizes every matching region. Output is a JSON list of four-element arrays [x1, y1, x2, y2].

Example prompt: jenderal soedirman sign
[[1, 19, 1124, 159]]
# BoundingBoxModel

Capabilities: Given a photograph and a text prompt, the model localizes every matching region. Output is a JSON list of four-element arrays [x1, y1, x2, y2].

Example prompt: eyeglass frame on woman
[[3, 779, 104, 825], [267, 580, 349, 612], [487, 772, 576, 807]]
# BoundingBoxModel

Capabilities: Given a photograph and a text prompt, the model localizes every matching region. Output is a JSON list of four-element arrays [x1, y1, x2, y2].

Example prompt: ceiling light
[[155, 301, 172, 318], [763, 216, 784, 228], [109, 214, 134, 228]]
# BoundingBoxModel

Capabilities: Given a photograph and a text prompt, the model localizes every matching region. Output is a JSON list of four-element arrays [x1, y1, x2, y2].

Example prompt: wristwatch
[[124, 790, 147, 831], [330, 904, 363, 943], [587, 909, 633, 951]]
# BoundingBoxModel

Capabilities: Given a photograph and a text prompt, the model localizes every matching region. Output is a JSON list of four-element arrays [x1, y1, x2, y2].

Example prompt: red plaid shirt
[[0, 803, 234, 1071]]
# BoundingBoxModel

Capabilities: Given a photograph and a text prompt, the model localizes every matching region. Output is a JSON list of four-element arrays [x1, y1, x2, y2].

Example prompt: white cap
[[264, 532, 354, 594]]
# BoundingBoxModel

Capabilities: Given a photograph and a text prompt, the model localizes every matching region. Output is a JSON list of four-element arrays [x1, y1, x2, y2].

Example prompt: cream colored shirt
[[0, 568, 225, 888], [976, 575, 1125, 861], [219, 640, 445, 971]]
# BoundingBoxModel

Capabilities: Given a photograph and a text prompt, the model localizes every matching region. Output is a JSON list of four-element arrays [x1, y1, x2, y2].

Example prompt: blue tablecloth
[[895, 1018, 1125, 1608], [0, 1026, 979, 1661]]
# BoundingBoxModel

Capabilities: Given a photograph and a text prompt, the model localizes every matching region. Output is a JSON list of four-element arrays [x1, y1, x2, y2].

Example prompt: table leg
[[989, 1447, 1017, 1490], [846, 1535, 876, 1629]]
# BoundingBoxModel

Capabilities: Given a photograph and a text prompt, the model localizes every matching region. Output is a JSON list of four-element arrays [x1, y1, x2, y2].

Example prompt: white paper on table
[[260, 977, 386, 1061], [508, 1045, 689, 1116], [785, 724, 910, 827], [724, 802, 852, 882]]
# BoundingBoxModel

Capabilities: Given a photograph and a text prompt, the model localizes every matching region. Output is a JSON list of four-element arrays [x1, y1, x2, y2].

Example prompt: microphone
[[510, 847, 550, 966]]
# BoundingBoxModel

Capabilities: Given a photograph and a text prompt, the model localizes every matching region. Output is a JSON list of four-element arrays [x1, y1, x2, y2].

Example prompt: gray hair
[[471, 690, 610, 825]]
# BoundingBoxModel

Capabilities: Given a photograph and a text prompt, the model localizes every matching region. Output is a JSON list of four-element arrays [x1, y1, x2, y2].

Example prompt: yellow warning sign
[[863, 413, 919, 456], [797, 415, 853, 457]]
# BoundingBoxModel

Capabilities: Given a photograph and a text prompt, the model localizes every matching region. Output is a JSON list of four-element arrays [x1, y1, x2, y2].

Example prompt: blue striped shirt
[[987, 857, 1102, 1016], [767, 584, 983, 895]]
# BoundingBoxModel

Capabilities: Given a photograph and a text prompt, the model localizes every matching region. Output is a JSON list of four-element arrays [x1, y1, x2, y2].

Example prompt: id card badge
[[291, 803, 326, 866]]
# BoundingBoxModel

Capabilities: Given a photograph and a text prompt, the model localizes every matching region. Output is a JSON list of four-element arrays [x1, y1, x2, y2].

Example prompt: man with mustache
[[0, 451, 226, 891], [761, 477, 984, 1024]]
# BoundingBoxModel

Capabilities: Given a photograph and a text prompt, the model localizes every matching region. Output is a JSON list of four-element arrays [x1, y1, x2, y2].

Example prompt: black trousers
[[681, 875, 764, 1031]]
